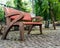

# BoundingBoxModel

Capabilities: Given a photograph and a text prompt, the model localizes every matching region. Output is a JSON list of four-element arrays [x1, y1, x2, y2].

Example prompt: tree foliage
[[14, 0, 30, 12], [0, 6, 4, 22], [34, 0, 60, 21]]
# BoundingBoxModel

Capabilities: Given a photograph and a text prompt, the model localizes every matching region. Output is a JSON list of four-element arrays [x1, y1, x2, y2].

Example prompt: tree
[[33, 0, 60, 29], [14, 0, 29, 12], [34, 0, 60, 21], [34, 0, 50, 28]]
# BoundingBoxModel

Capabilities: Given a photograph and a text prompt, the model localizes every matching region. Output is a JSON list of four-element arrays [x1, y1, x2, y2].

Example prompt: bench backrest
[[4, 7, 32, 21]]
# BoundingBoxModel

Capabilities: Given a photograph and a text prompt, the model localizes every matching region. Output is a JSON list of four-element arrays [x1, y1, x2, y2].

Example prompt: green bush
[[0, 6, 4, 22]]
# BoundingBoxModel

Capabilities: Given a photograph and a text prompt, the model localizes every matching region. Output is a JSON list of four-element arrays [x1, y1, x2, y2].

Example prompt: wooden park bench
[[1, 7, 43, 41]]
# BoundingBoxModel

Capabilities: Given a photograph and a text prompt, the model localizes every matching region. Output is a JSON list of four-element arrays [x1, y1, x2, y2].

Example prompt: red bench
[[1, 7, 43, 41]]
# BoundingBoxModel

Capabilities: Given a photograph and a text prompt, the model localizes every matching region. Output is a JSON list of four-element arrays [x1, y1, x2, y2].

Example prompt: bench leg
[[27, 25, 33, 34], [19, 22, 24, 41], [1, 25, 12, 40], [39, 24, 42, 34]]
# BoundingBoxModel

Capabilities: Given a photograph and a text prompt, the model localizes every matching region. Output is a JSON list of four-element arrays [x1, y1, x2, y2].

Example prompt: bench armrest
[[32, 16, 43, 22]]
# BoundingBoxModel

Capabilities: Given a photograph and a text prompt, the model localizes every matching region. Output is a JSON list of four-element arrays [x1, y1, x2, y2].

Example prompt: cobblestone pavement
[[0, 26, 60, 48]]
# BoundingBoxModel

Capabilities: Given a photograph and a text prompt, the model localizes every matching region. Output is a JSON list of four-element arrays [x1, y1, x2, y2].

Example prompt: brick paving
[[0, 26, 60, 48]]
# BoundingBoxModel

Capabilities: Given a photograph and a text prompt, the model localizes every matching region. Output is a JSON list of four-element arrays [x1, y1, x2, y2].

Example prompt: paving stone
[[0, 26, 60, 48]]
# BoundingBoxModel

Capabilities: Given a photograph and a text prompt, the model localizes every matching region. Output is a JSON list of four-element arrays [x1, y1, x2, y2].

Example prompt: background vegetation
[[0, 0, 60, 22]]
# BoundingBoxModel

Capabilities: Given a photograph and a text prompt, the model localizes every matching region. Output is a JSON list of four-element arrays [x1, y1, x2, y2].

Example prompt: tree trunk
[[50, 10, 56, 30]]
